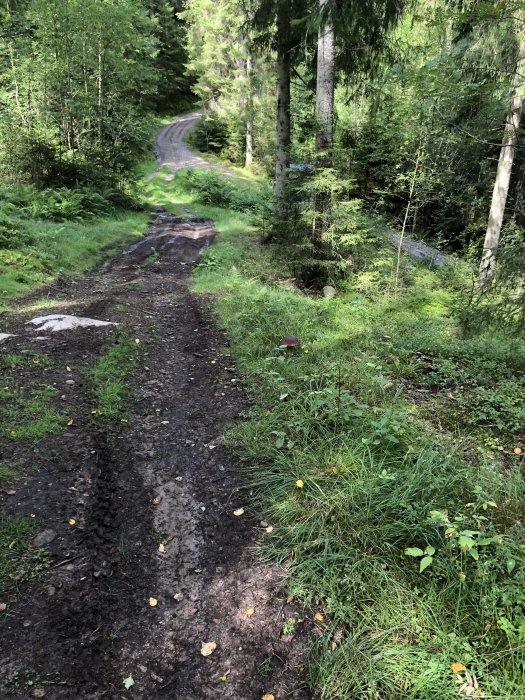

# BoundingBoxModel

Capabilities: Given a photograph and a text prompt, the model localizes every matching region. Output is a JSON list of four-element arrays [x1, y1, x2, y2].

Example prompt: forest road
[[0, 219, 311, 693], [156, 113, 449, 268]]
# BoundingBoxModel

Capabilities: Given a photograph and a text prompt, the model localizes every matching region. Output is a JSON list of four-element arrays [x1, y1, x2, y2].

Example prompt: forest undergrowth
[[146, 167, 525, 699]]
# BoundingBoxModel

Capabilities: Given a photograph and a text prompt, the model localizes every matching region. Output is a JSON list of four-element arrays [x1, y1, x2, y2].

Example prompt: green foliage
[[0, 183, 148, 309], [187, 114, 230, 155], [182, 169, 273, 220], [0, 0, 160, 186], [459, 225, 525, 337], [0, 382, 65, 442], [179, 178, 525, 698], [0, 517, 50, 590], [90, 331, 141, 419], [0, 464, 18, 485]]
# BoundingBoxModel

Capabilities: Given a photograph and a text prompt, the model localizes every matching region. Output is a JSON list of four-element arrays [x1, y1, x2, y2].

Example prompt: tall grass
[[145, 169, 525, 698]]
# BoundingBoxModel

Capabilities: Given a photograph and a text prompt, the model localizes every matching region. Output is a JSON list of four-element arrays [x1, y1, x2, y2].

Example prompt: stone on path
[[26, 315, 117, 332], [32, 529, 57, 547]]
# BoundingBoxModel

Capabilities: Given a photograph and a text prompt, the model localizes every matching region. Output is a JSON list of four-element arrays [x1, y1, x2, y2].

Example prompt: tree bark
[[245, 53, 254, 168], [312, 0, 335, 248], [479, 24, 525, 289], [274, 0, 291, 220]]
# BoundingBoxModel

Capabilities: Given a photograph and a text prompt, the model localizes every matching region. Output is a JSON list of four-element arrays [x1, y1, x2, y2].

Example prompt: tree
[[479, 8, 525, 289]]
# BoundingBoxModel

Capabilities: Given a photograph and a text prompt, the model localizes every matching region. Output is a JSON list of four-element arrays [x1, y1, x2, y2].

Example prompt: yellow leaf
[[246, 607, 255, 617], [149, 597, 158, 607], [451, 662, 467, 674], [262, 695, 275, 700], [158, 543, 165, 553], [265, 526, 274, 534], [67, 419, 74, 426], [233, 508, 244, 516], [68, 518, 76, 525], [10, 430, 16, 437], [314, 612, 324, 622], [295, 479, 304, 489], [200, 641, 217, 656]]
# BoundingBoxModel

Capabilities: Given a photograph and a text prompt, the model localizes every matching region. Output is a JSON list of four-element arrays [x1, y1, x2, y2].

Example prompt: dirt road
[[0, 211, 311, 697], [157, 113, 448, 267]]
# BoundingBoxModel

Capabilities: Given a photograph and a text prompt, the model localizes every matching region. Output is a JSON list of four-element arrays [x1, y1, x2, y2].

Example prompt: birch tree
[[479, 9, 525, 289]]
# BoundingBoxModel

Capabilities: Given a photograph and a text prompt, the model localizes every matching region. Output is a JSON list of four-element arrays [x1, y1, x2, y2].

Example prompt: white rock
[[27, 315, 117, 332], [323, 285, 337, 298]]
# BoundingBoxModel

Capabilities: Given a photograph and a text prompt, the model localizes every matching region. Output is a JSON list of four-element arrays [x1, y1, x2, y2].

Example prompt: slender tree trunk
[[274, 0, 291, 220], [479, 25, 525, 289], [395, 147, 422, 292], [312, 0, 335, 249], [245, 54, 254, 168]]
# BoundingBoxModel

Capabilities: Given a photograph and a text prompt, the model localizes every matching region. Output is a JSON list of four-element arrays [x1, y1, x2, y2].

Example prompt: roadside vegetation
[[0, 185, 148, 310], [90, 331, 143, 420], [148, 168, 525, 699]]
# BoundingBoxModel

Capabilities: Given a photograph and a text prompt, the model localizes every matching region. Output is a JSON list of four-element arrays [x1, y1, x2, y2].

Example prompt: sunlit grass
[[147, 168, 525, 699]]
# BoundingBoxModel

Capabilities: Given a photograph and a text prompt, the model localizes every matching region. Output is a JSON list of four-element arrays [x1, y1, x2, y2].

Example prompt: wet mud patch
[[0, 210, 312, 699]]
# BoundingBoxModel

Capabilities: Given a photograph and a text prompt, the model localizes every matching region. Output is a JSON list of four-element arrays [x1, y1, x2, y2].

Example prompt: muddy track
[[0, 212, 311, 699]]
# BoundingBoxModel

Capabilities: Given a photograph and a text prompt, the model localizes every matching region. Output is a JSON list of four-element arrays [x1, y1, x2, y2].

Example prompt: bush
[[182, 169, 273, 220], [0, 217, 34, 250]]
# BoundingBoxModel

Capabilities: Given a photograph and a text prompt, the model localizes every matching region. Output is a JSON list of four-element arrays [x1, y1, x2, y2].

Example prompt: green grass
[[0, 464, 18, 485], [0, 208, 148, 311], [90, 330, 142, 420], [0, 516, 50, 591], [0, 382, 66, 442], [147, 169, 525, 699]]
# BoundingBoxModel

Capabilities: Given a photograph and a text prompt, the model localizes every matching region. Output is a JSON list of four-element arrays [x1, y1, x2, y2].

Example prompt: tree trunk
[[312, 0, 335, 249], [274, 0, 291, 220], [245, 54, 254, 168], [479, 25, 525, 289]]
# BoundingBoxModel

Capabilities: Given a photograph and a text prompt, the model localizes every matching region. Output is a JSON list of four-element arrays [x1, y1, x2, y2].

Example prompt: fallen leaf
[[262, 695, 275, 700], [158, 543, 165, 553], [149, 597, 158, 607], [6, 489, 16, 495], [67, 419, 74, 426], [68, 518, 76, 525], [314, 612, 324, 622], [513, 447, 522, 455], [135, 338, 140, 344], [331, 641, 337, 651], [279, 393, 289, 401], [265, 526, 274, 534], [0, 602, 6, 611], [123, 676, 135, 690], [295, 479, 304, 489], [200, 641, 217, 656], [152, 495, 163, 506], [233, 508, 244, 516], [246, 607, 255, 616], [220, 669, 231, 682], [452, 662, 467, 673], [33, 691, 45, 698], [161, 420, 169, 425], [10, 430, 16, 437]]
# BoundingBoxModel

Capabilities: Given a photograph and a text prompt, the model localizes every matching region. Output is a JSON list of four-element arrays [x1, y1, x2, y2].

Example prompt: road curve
[[155, 113, 449, 267]]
